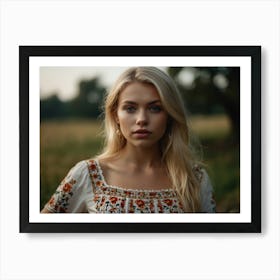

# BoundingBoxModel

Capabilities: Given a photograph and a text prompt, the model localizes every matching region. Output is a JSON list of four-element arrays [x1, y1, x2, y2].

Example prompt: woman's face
[[116, 82, 169, 149]]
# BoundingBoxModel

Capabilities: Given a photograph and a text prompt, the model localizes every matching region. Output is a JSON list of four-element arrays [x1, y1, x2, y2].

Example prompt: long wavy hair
[[98, 67, 201, 212]]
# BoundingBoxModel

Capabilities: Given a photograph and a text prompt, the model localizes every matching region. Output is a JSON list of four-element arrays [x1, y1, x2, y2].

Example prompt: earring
[[116, 124, 121, 136]]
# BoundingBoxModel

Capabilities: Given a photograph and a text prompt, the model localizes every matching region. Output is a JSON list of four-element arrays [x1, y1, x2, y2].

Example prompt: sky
[[40, 67, 169, 101], [40, 67, 228, 102], [40, 67, 132, 101]]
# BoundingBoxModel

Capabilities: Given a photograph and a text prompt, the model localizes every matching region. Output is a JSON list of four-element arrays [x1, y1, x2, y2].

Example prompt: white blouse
[[44, 159, 216, 213]]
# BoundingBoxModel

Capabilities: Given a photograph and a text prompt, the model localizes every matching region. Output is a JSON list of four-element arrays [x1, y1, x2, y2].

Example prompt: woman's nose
[[136, 109, 148, 126]]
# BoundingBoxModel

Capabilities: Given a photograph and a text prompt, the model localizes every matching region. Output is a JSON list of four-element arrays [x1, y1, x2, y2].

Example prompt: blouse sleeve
[[43, 160, 91, 213], [200, 169, 216, 213]]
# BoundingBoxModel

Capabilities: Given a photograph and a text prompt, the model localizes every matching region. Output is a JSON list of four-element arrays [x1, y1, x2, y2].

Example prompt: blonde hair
[[98, 67, 201, 212]]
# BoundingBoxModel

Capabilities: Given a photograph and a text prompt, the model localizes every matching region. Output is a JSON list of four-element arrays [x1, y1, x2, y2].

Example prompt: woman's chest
[[104, 168, 171, 190], [87, 159, 184, 213]]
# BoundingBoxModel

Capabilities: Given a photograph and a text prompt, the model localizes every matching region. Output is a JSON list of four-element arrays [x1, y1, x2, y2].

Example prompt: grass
[[40, 120, 104, 207], [40, 115, 239, 212]]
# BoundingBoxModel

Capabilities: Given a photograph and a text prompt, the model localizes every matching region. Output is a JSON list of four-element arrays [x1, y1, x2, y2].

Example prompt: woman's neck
[[118, 144, 163, 170]]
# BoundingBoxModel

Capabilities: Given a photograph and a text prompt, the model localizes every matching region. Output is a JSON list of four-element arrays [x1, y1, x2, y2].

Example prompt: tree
[[71, 77, 106, 119], [168, 67, 240, 141], [40, 77, 106, 120], [40, 93, 66, 120]]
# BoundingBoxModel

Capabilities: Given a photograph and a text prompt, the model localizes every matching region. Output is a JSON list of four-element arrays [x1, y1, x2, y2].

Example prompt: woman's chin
[[129, 140, 159, 149]]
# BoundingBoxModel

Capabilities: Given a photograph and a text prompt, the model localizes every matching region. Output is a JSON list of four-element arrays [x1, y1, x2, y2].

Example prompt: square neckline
[[94, 158, 175, 194]]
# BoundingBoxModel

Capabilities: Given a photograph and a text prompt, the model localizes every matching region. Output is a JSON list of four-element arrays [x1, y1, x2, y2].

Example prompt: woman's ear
[[114, 111, 120, 124]]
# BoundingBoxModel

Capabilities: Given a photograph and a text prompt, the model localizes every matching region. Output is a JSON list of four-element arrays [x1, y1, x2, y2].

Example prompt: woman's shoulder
[[69, 159, 88, 173], [192, 164, 205, 183], [42, 159, 92, 213], [192, 164, 216, 212], [192, 164, 212, 189], [64, 158, 105, 182], [61, 160, 90, 183]]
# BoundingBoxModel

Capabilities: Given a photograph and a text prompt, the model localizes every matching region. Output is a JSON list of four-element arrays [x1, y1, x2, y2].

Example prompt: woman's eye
[[149, 105, 162, 113], [124, 106, 136, 113]]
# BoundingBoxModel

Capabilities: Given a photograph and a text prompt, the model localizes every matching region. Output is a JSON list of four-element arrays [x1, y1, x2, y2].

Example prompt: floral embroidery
[[44, 159, 215, 213], [48, 196, 55, 206], [89, 164, 97, 171], [135, 199, 145, 209], [193, 165, 204, 183], [120, 200, 125, 209], [163, 199, 173, 206], [96, 180, 103, 187], [149, 200, 155, 212], [110, 197, 118, 204], [62, 183, 72, 193], [86, 159, 187, 213], [129, 199, 134, 213], [46, 178, 76, 212], [157, 199, 163, 213]]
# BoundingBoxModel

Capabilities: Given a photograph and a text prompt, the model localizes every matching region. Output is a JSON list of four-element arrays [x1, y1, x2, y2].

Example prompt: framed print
[[19, 45, 261, 233]]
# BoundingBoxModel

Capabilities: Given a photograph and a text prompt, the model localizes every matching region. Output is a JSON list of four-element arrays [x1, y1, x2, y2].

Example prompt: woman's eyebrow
[[122, 100, 161, 105]]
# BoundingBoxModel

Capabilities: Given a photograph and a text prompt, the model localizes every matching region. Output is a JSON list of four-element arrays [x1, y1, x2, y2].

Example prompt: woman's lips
[[133, 130, 151, 138]]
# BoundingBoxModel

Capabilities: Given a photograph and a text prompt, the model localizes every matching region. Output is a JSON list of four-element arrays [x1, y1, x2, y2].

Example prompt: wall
[[0, 0, 279, 279]]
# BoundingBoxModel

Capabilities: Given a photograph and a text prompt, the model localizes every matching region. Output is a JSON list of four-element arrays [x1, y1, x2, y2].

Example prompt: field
[[40, 115, 240, 212]]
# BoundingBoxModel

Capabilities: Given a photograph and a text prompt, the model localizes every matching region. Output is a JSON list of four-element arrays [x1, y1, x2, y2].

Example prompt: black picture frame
[[19, 46, 261, 233]]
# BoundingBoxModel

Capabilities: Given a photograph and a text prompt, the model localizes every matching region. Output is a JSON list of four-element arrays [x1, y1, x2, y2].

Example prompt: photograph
[[20, 46, 261, 232]]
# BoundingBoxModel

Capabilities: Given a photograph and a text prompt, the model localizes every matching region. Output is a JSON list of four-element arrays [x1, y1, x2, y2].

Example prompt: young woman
[[41, 67, 216, 213]]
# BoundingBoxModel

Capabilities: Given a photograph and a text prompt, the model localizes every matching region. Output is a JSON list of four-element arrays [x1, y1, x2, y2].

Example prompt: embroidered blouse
[[43, 159, 216, 213]]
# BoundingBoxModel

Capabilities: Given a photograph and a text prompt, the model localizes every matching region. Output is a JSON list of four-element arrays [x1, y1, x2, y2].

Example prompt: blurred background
[[40, 66, 240, 213]]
